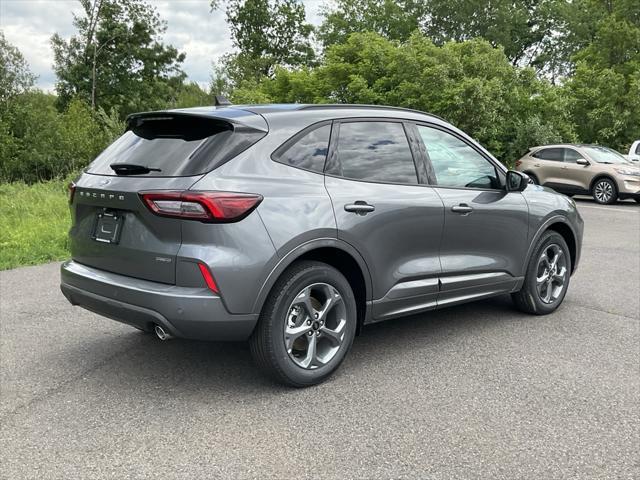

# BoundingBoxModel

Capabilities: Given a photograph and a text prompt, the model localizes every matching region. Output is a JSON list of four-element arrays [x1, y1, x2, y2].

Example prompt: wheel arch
[[252, 239, 373, 332], [589, 174, 618, 194], [523, 171, 539, 183], [525, 216, 578, 275]]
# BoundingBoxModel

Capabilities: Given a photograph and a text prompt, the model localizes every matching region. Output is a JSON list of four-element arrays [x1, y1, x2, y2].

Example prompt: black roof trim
[[299, 104, 445, 122]]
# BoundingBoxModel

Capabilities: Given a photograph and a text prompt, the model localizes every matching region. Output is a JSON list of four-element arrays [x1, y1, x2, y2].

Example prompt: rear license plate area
[[92, 210, 124, 244]]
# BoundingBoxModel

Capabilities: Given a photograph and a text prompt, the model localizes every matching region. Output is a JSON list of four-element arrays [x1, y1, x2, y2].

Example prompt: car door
[[558, 147, 592, 194], [324, 120, 445, 321], [531, 147, 566, 188], [414, 123, 529, 307]]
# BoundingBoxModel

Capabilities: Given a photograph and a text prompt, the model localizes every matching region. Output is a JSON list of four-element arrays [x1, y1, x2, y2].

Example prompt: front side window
[[533, 148, 563, 162], [563, 148, 584, 163], [273, 124, 331, 173], [417, 125, 499, 189], [329, 121, 418, 184]]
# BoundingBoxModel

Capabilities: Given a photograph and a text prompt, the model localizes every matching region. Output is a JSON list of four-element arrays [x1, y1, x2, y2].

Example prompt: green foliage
[[0, 31, 36, 104], [0, 179, 71, 270], [51, 0, 186, 117], [318, 0, 558, 67], [211, 0, 315, 85], [0, 92, 120, 183], [562, 4, 640, 151], [245, 32, 576, 164]]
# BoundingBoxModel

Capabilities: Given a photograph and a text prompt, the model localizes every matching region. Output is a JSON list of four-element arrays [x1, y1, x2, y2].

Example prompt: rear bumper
[[60, 260, 258, 341]]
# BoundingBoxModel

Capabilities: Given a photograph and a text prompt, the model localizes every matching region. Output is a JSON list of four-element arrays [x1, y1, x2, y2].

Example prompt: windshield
[[583, 146, 631, 164]]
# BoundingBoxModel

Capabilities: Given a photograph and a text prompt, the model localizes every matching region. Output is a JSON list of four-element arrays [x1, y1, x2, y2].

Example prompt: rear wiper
[[110, 163, 162, 175]]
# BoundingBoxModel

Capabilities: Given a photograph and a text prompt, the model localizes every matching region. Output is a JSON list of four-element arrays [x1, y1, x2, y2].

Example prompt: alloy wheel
[[536, 244, 568, 304], [283, 283, 347, 369], [594, 180, 614, 203]]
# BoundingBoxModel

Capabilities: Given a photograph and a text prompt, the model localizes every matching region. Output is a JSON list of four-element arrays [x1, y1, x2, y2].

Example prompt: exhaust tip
[[154, 324, 173, 341]]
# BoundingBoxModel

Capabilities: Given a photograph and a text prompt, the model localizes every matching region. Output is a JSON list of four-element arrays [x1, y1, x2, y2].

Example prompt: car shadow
[[56, 294, 530, 394]]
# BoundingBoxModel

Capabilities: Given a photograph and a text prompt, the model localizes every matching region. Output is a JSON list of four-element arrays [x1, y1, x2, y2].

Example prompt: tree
[[51, 0, 186, 116], [210, 0, 315, 85], [318, 0, 425, 47], [564, 9, 640, 151], [234, 32, 576, 164], [319, 0, 558, 68], [0, 31, 36, 105]]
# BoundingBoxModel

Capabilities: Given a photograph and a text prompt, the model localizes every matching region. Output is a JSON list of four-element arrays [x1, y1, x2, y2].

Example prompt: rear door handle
[[344, 201, 375, 215], [451, 204, 473, 215]]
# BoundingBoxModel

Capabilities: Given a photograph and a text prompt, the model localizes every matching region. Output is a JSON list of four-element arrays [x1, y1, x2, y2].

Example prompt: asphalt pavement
[[1, 198, 638, 479]]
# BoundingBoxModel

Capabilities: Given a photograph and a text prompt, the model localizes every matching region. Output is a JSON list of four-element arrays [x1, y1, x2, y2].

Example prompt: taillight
[[198, 263, 219, 294], [67, 182, 76, 204], [515, 160, 522, 167], [139, 191, 263, 223]]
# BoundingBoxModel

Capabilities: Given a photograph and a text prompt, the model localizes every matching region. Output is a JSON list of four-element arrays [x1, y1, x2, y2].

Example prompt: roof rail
[[299, 104, 446, 122]]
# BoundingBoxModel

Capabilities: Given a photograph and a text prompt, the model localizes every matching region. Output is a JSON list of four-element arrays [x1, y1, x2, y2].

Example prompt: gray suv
[[60, 104, 584, 386]]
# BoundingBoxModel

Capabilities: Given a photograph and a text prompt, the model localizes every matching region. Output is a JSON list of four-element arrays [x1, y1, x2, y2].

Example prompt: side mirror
[[576, 158, 590, 166], [506, 170, 529, 192]]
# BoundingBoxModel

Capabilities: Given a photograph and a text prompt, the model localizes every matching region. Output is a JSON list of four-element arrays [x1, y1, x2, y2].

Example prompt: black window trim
[[270, 120, 333, 175], [323, 117, 422, 187], [412, 121, 507, 192]]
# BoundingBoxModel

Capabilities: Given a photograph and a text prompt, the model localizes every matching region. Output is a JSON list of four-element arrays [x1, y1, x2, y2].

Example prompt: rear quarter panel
[[189, 112, 338, 314]]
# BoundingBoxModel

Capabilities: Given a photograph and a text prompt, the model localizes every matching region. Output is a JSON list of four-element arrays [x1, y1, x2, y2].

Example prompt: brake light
[[515, 160, 522, 167], [67, 182, 76, 204], [198, 263, 219, 294], [139, 191, 263, 222]]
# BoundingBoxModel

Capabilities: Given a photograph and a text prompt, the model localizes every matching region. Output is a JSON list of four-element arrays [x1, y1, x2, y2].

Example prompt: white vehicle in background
[[628, 140, 640, 162]]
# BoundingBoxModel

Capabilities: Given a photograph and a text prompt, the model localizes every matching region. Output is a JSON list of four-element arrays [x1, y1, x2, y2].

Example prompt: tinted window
[[636, 143, 640, 155], [87, 115, 264, 176], [417, 126, 499, 189], [274, 124, 331, 172], [533, 148, 563, 161], [563, 148, 583, 163], [331, 122, 417, 184]]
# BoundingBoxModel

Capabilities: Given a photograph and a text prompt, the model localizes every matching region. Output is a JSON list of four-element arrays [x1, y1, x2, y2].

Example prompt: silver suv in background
[[516, 144, 640, 204], [60, 104, 584, 386]]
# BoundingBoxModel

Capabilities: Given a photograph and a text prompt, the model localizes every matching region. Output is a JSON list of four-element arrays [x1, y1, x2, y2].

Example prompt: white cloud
[[0, 0, 326, 92]]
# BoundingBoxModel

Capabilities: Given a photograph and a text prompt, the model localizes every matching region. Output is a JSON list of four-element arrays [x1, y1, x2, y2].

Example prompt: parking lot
[[1, 199, 638, 479]]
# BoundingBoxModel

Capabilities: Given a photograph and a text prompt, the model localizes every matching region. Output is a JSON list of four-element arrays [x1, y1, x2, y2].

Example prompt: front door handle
[[344, 201, 375, 215], [451, 204, 473, 215]]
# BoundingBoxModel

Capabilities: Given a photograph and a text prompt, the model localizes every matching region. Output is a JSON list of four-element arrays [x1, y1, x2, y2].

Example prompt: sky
[[0, 0, 325, 92]]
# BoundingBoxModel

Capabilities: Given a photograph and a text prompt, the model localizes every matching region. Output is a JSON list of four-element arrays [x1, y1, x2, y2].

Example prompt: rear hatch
[[69, 109, 267, 284]]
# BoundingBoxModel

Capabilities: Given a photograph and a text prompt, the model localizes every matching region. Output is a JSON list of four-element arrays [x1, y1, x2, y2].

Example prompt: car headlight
[[614, 168, 640, 176]]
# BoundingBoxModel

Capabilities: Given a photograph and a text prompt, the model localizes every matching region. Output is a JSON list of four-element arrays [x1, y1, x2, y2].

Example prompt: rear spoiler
[[126, 108, 268, 134]]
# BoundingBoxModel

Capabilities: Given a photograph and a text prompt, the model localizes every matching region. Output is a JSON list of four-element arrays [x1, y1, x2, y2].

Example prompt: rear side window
[[533, 148, 563, 161], [86, 115, 264, 177], [272, 124, 331, 173], [328, 121, 418, 184]]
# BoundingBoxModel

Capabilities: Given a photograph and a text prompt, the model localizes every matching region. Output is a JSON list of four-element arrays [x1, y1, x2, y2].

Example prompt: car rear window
[[86, 115, 265, 177]]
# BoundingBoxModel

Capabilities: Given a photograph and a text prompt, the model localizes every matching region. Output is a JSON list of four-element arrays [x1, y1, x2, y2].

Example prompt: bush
[[0, 94, 120, 183]]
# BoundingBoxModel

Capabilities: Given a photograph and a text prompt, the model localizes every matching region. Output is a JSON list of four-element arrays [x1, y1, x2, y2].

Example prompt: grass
[[0, 179, 71, 270]]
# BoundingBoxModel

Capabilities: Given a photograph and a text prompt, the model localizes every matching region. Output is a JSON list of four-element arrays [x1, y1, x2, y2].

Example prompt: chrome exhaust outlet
[[154, 325, 173, 341]]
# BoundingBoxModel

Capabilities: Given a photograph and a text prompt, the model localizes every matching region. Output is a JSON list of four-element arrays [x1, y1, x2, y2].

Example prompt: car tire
[[512, 231, 571, 315], [592, 177, 617, 205], [250, 260, 357, 387], [526, 173, 539, 185]]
